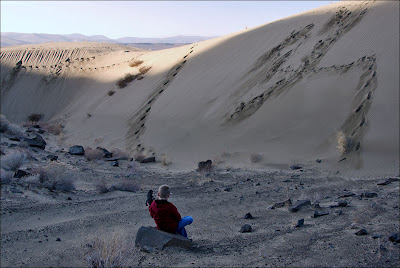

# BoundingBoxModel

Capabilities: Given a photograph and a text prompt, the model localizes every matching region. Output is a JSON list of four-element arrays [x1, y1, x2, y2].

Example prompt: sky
[[1, 1, 339, 39]]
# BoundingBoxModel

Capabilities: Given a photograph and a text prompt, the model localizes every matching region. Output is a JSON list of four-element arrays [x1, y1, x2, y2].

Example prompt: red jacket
[[149, 199, 181, 233]]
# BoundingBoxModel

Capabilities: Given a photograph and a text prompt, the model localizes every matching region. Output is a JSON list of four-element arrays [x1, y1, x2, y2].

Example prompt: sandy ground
[[1, 127, 399, 267]]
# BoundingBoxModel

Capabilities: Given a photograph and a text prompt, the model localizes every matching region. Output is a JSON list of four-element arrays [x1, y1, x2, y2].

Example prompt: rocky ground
[[1, 120, 399, 267]]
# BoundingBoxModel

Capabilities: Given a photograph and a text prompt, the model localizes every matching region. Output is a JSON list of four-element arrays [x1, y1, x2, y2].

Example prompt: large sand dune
[[1, 0, 398, 177]]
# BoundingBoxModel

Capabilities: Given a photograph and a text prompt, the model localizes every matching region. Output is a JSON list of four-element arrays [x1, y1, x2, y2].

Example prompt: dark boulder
[[14, 169, 32, 178], [271, 199, 292, 209], [47, 155, 58, 161], [141, 157, 156, 163], [295, 219, 304, 227], [313, 211, 329, 218], [135, 226, 192, 251], [23, 135, 46, 150], [244, 213, 253, 219], [96, 147, 113, 158], [355, 229, 368, 236], [290, 165, 302, 170], [240, 224, 252, 233], [69, 145, 85, 155], [289, 200, 311, 212], [360, 192, 378, 198], [389, 233, 400, 243]]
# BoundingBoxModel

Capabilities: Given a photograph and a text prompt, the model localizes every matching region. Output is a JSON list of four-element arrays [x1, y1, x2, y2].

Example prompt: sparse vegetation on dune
[[116, 73, 137, 88], [129, 60, 144, 68], [139, 66, 151, 75], [27, 113, 44, 125], [85, 147, 105, 161]]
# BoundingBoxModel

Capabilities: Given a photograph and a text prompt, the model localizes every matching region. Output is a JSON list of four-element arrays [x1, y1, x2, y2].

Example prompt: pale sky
[[1, 1, 339, 39]]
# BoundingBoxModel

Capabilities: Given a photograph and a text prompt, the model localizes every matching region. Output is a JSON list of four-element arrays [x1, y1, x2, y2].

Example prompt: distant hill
[[0, 32, 217, 47]]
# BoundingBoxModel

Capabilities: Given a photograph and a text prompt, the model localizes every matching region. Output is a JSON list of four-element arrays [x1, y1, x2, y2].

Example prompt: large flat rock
[[135, 226, 192, 251]]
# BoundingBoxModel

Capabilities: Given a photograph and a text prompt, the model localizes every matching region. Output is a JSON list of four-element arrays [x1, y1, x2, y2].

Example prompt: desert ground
[[1, 0, 399, 267], [1, 123, 399, 267]]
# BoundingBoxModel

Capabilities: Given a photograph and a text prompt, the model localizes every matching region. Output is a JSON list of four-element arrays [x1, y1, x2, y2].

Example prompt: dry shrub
[[129, 60, 144, 68], [85, 147, 105, 161], [250, 153, 262, 163], [86, 232, 138, 268], [27, 113, 44, 124], [43, 123, 63, 135], [96, 181, 109, 194], [112, 148, 129, 158], [116, 73, 137, 88], [42, 162, 77, 192], [161, 154, 171, 166], [111, 179, 140, 192], [139, 66, 151, 75], [1, 152, 27, 171], [107, 90, 115, 96]]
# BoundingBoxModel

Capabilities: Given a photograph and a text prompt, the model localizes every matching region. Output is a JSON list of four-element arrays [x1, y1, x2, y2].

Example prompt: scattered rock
[[290, 165, 302, 170], [372, 234, 383, 239], [244, 213, 253, 219], [37, 129, 45, 134], [271, 199, 292, 209], [313, 211, 329, 217], [69, 145, 85, 155], [96, 147, 113, 158], [67, 197, 72, 201], [339, 192, 356, 198], [141, 157, 156, 163], [14, 169, 32, 178], [355, 229, 368, 236], [240, 224, 252, 233], [360, 192, 377, 198], [316, 159, 322, 163], [135, 226, 192, 251], [9, 137, 21, 142], [47, 155, 58, 161], [23, 135, 46, 150], [56, 238, 61, 241], [224, 187, 232, 192], [377, 180, 391, 186], [33, 125, 41, 129], [295, 219, 304, 227], [289, 200, 311, 212], [111, 161, 119, 167], [389, 233, 400, 243], [337, 201, 348, 207], [106, 156, 129, 161]]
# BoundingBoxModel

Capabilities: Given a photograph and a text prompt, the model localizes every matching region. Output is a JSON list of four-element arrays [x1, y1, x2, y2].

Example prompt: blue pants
[[176, 216, 193, 238]]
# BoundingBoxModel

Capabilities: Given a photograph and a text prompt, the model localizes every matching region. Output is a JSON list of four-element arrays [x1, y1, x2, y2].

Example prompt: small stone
[[240, 224, 252, 233], [47, 155, 58, 161], [295, 219, 304, 227], [290, 165, 302, 170], [372, 234, 383, 239], [56, 238, 61, 241], [69, 145, 85, 155], [14, 170, 31, 178], [389, 233, 400, 243], [337, 201, 348, 207], [313, 211, 329, 217], [67, 197, 72, 201], [355, 229, 368, 236], [244, 213, 253, 219], [141, 157, 156, 163], [224, 187, 232, 192], [272, 199, 292, 209], [339, 192, 356, 198], [111, 161, 119, 167], [289, 200, 311, 212], [316, 159, 322, 163], [360, 192, 377, 198]]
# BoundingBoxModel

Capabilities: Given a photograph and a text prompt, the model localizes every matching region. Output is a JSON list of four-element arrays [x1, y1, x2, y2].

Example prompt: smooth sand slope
[[1, 0, 399, 177]]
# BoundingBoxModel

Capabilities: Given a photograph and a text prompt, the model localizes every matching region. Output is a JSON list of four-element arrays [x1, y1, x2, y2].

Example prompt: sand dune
[[1, 0, 398, 177]]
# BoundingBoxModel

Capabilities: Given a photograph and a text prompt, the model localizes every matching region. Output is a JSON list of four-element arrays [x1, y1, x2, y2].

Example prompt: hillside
[[1, 0, 398, 178]]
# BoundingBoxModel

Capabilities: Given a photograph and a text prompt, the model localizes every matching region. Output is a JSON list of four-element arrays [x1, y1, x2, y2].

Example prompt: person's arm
[[171, 204, 182, 222]]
